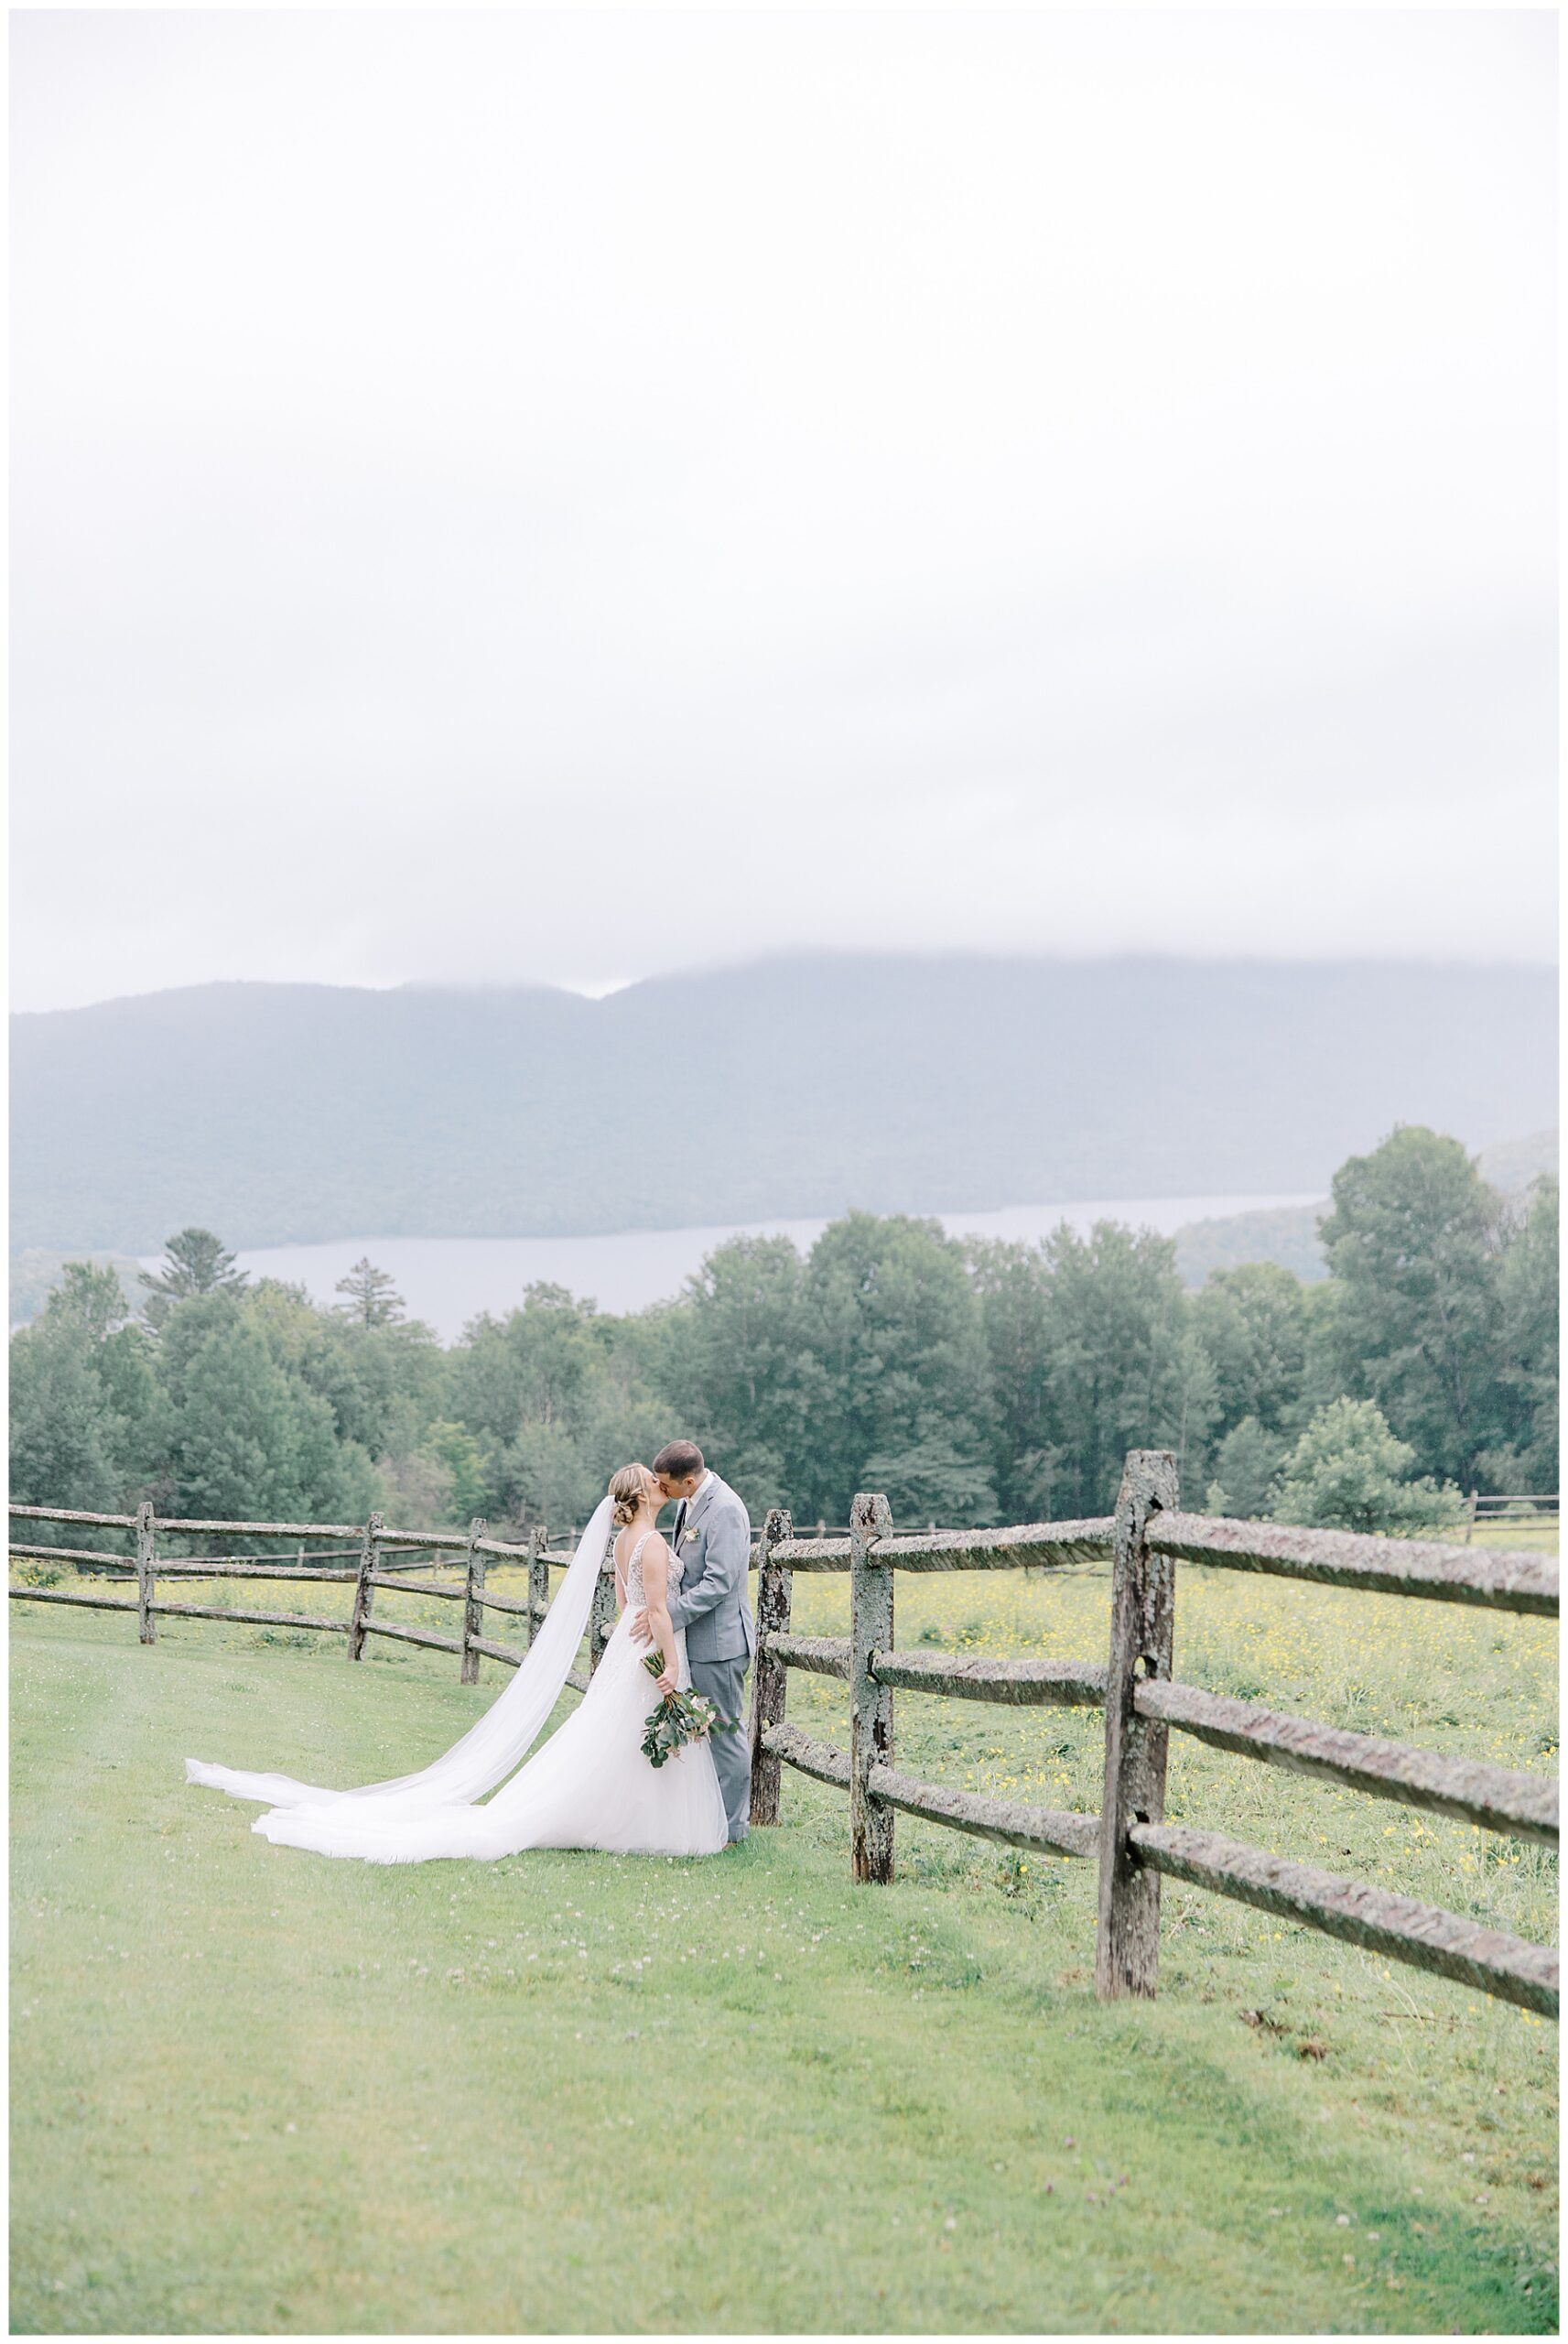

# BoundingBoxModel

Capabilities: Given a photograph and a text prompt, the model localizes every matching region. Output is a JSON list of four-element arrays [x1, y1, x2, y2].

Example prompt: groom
[[630, 1439, 755, 1845]]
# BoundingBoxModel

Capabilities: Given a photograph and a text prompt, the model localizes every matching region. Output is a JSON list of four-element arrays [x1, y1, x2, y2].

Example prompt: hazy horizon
[[13, 942, 1561, 1026]]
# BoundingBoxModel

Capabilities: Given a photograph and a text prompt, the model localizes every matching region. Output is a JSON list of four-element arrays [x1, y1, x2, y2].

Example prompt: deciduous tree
[[1318, 1126, 1504, 1485]]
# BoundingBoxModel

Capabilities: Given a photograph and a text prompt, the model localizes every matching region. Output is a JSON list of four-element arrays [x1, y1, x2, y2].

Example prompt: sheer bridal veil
[[185, 1498, 616, 1862]]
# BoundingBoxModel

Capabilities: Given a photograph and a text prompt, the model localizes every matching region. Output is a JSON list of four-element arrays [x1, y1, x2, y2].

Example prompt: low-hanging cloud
[[10, 9, 1555, 1011]]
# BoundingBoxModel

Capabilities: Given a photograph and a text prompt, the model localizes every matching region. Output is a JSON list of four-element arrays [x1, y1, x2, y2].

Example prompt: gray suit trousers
[[688, 1653, 752, 1841]]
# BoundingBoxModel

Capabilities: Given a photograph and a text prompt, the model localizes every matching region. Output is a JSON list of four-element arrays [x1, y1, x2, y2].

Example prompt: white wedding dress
[[185, 1500, 730, 1863]]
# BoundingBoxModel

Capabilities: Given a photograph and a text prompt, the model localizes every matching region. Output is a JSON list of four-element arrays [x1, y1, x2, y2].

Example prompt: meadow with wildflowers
[[10, 1539, 1558, 2334]]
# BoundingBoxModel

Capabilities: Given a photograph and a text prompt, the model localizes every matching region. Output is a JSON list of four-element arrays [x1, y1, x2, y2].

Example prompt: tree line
[[9, 1125, 1557, 1544]]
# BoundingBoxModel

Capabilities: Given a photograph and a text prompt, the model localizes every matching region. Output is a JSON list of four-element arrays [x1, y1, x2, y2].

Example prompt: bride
[[184, 1464, 730, 1862]]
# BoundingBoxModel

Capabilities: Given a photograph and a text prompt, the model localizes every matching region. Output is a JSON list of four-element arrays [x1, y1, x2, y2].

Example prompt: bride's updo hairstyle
[[609, 1464, 653, 1530]]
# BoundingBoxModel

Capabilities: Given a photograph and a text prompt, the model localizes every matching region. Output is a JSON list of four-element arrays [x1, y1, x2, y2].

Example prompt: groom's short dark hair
[[653, 1439, 705, 1480]]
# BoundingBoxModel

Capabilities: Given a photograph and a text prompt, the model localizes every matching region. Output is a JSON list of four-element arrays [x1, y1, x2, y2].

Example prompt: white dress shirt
[[675, 1470, 711, 1540]]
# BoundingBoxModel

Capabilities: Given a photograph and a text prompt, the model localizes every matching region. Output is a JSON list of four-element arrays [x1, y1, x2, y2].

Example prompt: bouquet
[[640, 1649, 727, 1769]]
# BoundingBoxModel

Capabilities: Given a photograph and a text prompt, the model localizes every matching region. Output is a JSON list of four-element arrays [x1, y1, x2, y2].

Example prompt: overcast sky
[[11, 9, 1556, 1014]]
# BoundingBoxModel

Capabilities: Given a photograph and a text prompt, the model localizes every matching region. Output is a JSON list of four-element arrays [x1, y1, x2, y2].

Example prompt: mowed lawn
[[10, 1548, 1560, 2336]]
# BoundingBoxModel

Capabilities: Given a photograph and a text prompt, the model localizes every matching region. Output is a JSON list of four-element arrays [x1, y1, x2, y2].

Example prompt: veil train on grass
[[184, 1498, 615, 1859]]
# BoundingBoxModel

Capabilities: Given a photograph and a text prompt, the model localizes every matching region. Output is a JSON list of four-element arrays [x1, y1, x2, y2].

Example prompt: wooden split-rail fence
[[742, 1452, 1558, 2020], [6, 1507, 606, 1687], [10, 1452, 1560, 2017], [1462, 1490, 1559, 1542]]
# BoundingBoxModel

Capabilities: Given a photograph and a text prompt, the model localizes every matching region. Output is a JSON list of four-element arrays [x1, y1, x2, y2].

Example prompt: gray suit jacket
[[664, 1471, 755, 1665]]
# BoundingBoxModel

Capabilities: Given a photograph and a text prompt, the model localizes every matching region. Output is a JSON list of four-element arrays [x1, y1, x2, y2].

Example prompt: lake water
[[221, 1192, 1322, 1340]]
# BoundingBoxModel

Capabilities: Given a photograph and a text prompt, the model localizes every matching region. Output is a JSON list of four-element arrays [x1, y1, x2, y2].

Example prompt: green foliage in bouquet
[[640, 1648, 728, 1769]]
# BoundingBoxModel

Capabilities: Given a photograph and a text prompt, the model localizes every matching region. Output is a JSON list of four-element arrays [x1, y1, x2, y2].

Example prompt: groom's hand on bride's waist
[[627, 1607, 654, 1645]]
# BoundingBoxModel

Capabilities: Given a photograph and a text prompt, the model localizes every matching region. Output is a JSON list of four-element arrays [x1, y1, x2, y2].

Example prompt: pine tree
[[140, 1229, 248, 1329], [333, 1258, 406, 1329], [1272, 1397, 1465, 1534]]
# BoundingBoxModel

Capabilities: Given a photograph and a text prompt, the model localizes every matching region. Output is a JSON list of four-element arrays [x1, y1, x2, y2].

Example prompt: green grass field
[[10, 1548, 1559, 2335]]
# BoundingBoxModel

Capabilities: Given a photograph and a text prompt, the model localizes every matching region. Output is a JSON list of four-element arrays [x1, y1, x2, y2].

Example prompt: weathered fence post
[[1096, 1449, 1180, 2000], [1464, 1488, 1479, 1545], [589, 1519, 617, 1675], [849, 1490, 894, 1884], [527, 1527, 550, 1647], [348, 1512, 384, 1661], [460, 1515, 488, 1685], [135, 1501, 157, 1644], [748, 1509, 793, 1827]]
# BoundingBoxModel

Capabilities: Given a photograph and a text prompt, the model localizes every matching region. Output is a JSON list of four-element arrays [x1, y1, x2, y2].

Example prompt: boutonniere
[[682, 1526, 701, 1546]]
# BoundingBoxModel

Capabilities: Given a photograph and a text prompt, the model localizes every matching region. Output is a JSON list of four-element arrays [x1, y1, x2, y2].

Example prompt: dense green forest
[[10, 1127, 1557, 1542]]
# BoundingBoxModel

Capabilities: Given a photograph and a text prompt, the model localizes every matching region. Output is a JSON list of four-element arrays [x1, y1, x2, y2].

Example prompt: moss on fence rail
[[777, 1562, 1558, 1970]]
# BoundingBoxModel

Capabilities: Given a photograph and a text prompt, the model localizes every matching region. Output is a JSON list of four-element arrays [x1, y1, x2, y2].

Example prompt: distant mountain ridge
[[9, 956, 1557, 1254]]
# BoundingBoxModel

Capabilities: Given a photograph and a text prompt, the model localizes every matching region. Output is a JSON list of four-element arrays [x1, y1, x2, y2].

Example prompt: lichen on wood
[[460, 1516, 488, 1687], [359, 1618, 462, 1655], [527, 1528, 551, 1650], [9, 1544, 136, 1569], [347, 1514, 384, 1662], [157, 1562, 358, 1584], [154, 1601, 350, 1634], [9, 1503, 139, 1529], [866, 1762, 1098, 1859], [148, 1517, 367, 1541], [871, 1651, 1108, 1706], [9, 1587, 139, 1614], [135, 1502, 156, 1646], [763, 1631, 849, 1679], [1097, 1449, 1180, 2002], [748, 1511, 793, 1828], [469, 1588, 534, 1620], [373, 1526, 472, 1554], [849, 1492, 895, 1884], [365, 1574, 467, 1601], [1149, 1512, 1558, 1616], [765, 1518, 1115, 1574], [761, 1720, 853, 1790], [1135, 1677, 1558, 1844], [1131, 1820, 1559, 2017], [588, 1536, 617, 1676], [470, 1633, 526, 1669]]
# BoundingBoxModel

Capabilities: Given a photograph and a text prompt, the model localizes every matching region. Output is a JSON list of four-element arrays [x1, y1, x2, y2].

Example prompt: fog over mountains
[[10, 956, 1558, 1256]]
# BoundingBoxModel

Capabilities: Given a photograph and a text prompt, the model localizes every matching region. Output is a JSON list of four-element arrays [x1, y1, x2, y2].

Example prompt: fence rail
[[8, 1504, 581, 1678], [743, 1464, 1559, 2018], [10, 1467, 1559, 2018], [1464, 1490, 1559, 1542]]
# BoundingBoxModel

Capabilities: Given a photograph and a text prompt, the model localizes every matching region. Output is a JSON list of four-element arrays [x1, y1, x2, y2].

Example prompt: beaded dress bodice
[[619, 1528, 680, 1610]]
